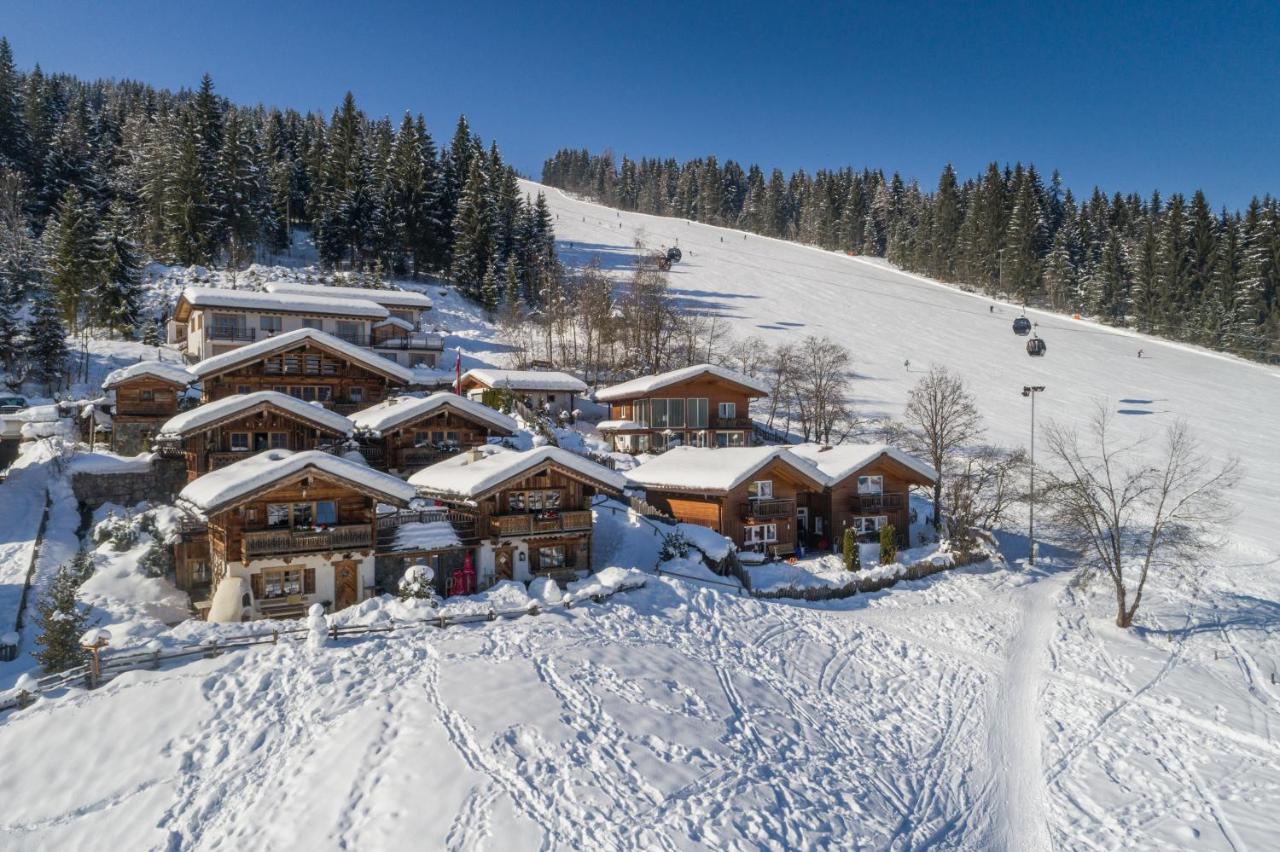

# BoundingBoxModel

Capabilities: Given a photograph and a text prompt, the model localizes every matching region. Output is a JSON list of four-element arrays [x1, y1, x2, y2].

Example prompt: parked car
[[0, 396, 27, 414]]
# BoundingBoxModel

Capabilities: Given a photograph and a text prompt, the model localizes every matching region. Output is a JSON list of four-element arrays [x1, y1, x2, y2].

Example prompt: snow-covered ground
[[0, 191, 1275, 848]]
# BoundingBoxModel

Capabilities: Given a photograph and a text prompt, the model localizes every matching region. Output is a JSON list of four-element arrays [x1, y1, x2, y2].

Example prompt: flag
[[454, 348, 462, 395]]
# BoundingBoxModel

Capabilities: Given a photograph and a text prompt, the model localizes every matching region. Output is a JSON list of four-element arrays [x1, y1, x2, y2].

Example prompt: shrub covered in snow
[[137, 539, 172, 578], [398, 563, 437, 602], [659, 530, 690, 562], [94, 512, 138, 551], [34, 565, 89, 672]]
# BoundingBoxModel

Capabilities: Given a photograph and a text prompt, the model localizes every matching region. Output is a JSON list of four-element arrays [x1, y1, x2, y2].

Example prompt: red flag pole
[[454, 348, 462, 395]]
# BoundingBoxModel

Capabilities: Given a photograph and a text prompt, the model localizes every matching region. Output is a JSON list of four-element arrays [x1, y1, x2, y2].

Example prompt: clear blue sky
[[4, 0, 1277, 209]]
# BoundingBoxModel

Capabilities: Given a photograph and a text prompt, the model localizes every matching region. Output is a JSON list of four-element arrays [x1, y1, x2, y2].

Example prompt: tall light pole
[[1022, 385, 1046, 565]]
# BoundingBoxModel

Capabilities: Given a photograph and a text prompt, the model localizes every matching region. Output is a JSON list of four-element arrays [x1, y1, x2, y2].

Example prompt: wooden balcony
[[115, 403, 178, 418], [489, 509, 593, 538], [740, 497, 795, 520], [852, 492, 907, 513], [243, 523, 371, 558], [377, 507, 476, 542], [400, 446, 461, 469]]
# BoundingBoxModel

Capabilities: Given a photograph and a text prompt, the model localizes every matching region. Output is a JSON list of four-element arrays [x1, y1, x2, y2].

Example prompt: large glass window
[[715, 432, 745, 448], [743, 524, 778, 545], [230, 432, 249, 451], [266, 503, 290, 528], [336, 321, 361, 342], [301, 318, 323, 330], [262, 568, 303, 599], [748, 480, 774, 500], [632, 399, 649, 426], [718, 401, 737, 420], [650, 398, 668, 428], [666, 398, 685, 428], [857, 475, 884, 495], [538, 545, 567, 570], [687, 398, 708, 428], [315, 500, 337, 526], [260, 316, 282, 334], [292, 503, 314, 528]]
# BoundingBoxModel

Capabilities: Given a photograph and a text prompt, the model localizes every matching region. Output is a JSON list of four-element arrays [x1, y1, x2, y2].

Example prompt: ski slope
[[528, 180, 1280, 552]]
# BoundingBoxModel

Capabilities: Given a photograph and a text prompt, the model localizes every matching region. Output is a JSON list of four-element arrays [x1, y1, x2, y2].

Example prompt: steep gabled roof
[[178, 449, 415, 515], [348, 392, 517, 436], [596, 363, 770, 402], [158, 391, 355, 438], [460, 368, 587, 393], [408, 445, 626, 502], [263, 281, 433, 310], [101, 360, 194, 390], [187, 328, 413, 384], [175, 285, 389, 319], [788, 442, 938, 485], [624, 446, 827, 494]]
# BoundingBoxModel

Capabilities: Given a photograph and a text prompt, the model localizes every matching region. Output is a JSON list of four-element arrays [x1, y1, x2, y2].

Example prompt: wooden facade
[[164, 406, 351, 481], [600, 373, 764, 453], [197, 338, 408, 414], [368, 407, 514, 474], [803, 455, 931, 550], [108, 374, 188, 455], [642, 456, 826, 557]]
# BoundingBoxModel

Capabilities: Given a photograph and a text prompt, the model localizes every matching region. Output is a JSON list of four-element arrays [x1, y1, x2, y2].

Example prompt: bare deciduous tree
[[903, 365, 983, 526], [1043, 407, 1240, 628], [790, 335, 853, 444], [944, 447, 1026, 548]]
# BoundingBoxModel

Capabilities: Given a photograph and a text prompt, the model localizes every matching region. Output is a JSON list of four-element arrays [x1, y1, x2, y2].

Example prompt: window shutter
[[304, 568, 316, 594], [250, 573, 264, 600]]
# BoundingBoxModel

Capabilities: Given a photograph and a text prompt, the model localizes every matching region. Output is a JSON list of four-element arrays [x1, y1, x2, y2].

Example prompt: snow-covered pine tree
[[33, 564, 88, 673], [97, 201, 143, 337], [449, 157, 494, 300], [480, 256, 500, 313], [43, 185, 107, 329], [0, 38, 25, 171], [25, 286, 69, 394]]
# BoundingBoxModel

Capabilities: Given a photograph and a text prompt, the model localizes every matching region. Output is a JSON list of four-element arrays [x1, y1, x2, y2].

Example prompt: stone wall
[[111, 421, 161, 457], [71, 456, 189, 509]]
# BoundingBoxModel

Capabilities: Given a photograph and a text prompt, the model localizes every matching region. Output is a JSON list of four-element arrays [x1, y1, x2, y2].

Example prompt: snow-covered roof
[[387, 520, 463, 552], [187, 328, 414, 384], [460, 368, 587, 393], [348, 392, 517, 435], [101, 360, 194, 390], [178, 285, 389, 318], [596, 420, 646, 431], [178, 449, 415, 514], [158, 391, 355, 438], [372, 316, 415, 331], [596, 363, 770, 402], [264, 281, 433, 310], [788, 442, 938, 485], [625, 446, 827, 494], [408, 445, 626, 500]]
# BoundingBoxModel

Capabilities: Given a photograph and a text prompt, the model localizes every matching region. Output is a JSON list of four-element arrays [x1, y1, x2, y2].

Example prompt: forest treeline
[[542, 148, 1280, 362]]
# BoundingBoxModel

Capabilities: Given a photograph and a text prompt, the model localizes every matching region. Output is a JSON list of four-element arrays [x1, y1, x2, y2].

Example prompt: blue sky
[[4, 0, 1277, 209]]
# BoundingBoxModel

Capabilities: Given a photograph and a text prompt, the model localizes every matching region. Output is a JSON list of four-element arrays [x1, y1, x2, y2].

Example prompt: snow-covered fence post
[[306, 604, 328, 652], [146, 639, 162, 670], [80, 628, 111, 689], [14, 673, 38, 708]]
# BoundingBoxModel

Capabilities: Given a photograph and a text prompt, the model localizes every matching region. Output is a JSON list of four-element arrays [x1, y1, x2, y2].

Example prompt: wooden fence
[[0, 585, 641, 715]]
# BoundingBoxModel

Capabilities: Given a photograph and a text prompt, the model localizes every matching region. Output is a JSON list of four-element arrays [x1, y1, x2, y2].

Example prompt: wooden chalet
[[407, 446, 627, 591], [458, 368, 587, 417], [625, 446, 827, 558], [176, 450, 416, 620], [348, 391, 518, 475], [187, 328, 413, 414], [156, 391, 355, 480], [595, 364, 769, 453], [788, 443, 937, 550], [100, 361, 194, 455]]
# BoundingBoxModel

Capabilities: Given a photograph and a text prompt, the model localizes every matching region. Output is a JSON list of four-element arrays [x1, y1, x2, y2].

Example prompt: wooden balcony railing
[[852, 492, 907, 512], [243, 523, 371, 558], [711, 416, 753, 430], [489, 509, 593, 538], [740, 497, 795, 519], [116, 403, 178, 417], [376, 507, 477, 541], [400, 446, 461, 469]]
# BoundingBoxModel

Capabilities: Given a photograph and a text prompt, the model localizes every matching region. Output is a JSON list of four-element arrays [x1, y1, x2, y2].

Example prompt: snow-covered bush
[[137, 539, 172, 578], [33, 565, 88, 672], [659, 530, 690, 562], [94, 512, 138, 551], [398, 563, 437, 602]]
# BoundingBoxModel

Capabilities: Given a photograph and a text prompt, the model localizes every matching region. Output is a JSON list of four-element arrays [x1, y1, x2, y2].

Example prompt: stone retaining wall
[[71, 456, 188, 509]]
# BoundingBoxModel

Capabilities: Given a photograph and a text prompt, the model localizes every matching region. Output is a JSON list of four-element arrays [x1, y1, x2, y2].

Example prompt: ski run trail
[[0, 184, 1276, 849]]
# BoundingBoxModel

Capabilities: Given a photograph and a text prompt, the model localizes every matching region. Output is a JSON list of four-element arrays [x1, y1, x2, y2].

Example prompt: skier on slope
[[1138, 349, 1144, 358], [904, 359, 911, 371], [990, 305, 995, 313]]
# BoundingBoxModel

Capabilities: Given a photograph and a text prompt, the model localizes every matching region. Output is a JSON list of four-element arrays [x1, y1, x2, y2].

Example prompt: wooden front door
[[335, 560, 359, 610], [495, 547, 514, 582]]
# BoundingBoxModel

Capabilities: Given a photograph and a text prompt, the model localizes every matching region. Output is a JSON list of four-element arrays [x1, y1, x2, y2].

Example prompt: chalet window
[[508, 490, 562, 512], [301, 318, 323, 330], [430, 430, 444, 444], [315, 501, 337, 526], [414, 431, 430, 446], [715, 432, 745, 448], [632, 399, 649, 426], [666, 398, 685, 428], [260, 316, 282, 334], [349, 387, 364, 404], [140, 389, 155, 402], [315, 386, 332, 402], [273, 385, 288, 394], [537, 545, 567, 570], [857, 475, 884, 495], [687, 398, 708, 428], [749, 480, 774, 500], [188, 559, 210, 583], [650, 398, 669, 428], [391, 309, 414, 325], [284, 355, 302, 374], [269, 433, 288, 449], [262, 568, 304, 599], [687, 430, 708, 448], [336, 321, 361, 343], [237, 385, 251, 395], [305, 355, 322, 374], [854, 516, 888, 535], [301, 387, 317, 402], [445, 431, 459, 445], [743, 523, 777, 545], [266, 503, 290, 528], [718, 401, 736, 420], [230, 433, 250, 451], [211, 314, 242, 338], [292, 503, 313, 528]]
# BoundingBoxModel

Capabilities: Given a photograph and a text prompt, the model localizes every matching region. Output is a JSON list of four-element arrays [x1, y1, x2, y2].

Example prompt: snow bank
[[461, 368, 587, 393], [596, 363, 769, 401], [348, 391, 517, 435], [566, 566, 647, 600], [408, 445, 626, 499], [158, 391, 354, 437], [676, 523, 734, 561]]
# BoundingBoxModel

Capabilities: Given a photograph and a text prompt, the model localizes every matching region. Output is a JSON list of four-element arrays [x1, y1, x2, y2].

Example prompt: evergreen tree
[[449, 157, 494, 299], [842, 527, 859, 571], [33, 564, 88, 673], [97, 201, 143, 336], [43, 185, 107, 328], [26, 287, 69, 393], [480, 256, 500, 312], [0, 38, 26, 170]]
